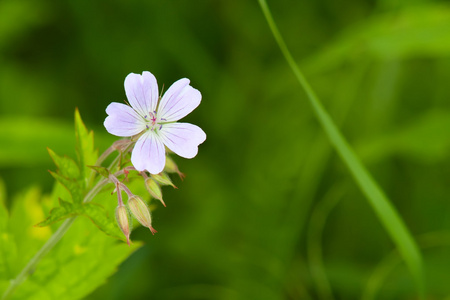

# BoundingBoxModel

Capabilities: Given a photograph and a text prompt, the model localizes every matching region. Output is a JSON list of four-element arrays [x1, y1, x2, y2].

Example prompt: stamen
[[161, 118, 167, 121], [159, 125, 162, 130]]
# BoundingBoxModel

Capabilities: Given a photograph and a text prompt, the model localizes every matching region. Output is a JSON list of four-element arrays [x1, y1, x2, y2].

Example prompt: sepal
[[145, 178, 165, 207], [127, 196, 157, 235], [151, 173, 176, 188], [164, 156, 185, 180], [115, 204, 131, 245]]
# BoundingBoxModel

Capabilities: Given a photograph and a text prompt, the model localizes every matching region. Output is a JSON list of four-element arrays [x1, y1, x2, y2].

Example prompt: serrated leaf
[[82, 203, 125, 241], [2, 187, 55, 290], [36, 199, 81, 227], [88, 165, 110, 179], [74, 109, 98, 186], [49, 171, 83, 204], [37, 200, 123, 242], [4, 185, 141, 300], [13, 234, 141, 300], [59, 198, 76, 212], [47, 148, 80, 179]]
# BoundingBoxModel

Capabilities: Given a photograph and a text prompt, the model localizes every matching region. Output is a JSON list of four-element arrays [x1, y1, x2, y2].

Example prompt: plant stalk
[[257, 0, 425, 297]]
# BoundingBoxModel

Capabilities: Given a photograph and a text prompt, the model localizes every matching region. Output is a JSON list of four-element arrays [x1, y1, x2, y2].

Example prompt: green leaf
[[35, 199, 81, 227], [49, 171, 83, 204], [82, 203, 124, 242], [1, 185, 141, 300], [14, 232, 141, 300], [87, 166, 110, 179], [74, 108, 98, 186], [47, 148, 80, 179], [37, 200, 124, 242]]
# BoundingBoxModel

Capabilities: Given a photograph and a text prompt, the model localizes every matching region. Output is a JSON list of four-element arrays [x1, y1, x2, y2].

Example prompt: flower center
[[144, 111, 166, 131]]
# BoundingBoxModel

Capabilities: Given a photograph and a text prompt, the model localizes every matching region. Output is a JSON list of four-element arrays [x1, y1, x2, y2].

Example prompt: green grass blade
[[257, 0, 425, 296]]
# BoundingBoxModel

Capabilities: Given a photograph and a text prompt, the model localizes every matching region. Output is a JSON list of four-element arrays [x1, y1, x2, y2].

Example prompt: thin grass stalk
[[257, 0, 425, 297]]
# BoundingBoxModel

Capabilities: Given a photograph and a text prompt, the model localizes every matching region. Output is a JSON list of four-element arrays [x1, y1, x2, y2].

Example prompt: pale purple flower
[[104, 71, 206, 174]]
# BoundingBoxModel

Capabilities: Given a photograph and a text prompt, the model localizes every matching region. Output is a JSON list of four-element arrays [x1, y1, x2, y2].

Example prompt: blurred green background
[[2, 0, 450, 299]]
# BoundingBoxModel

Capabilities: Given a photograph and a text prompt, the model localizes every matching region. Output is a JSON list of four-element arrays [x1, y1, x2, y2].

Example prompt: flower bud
[[127, 196, 157, 235], [145, 178, 166, 207], [152, 173, 176, 188], [115, 205, 131, 245], [164, 156, 185, 180]]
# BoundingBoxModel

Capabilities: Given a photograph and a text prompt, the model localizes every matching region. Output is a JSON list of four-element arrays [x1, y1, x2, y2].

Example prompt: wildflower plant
[[104, 72, 206, 174], [102, 71, 206, 241], [0, 72, 205, 300]]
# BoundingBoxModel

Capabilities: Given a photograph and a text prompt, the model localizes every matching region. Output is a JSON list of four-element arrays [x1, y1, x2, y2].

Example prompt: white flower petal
[[125, 71, 159, 117], [159, 123, 206, 159], [131, 131, 166, 174], [104, 102, 146, 137], [158, 78, 201, 122]]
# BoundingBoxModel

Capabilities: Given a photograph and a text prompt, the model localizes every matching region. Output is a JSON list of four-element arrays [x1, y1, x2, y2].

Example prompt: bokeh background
[[2, 0, 450, 299]]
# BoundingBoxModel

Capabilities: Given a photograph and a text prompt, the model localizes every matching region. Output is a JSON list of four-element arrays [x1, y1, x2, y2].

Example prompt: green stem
[[257, 0, 425, 297]]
